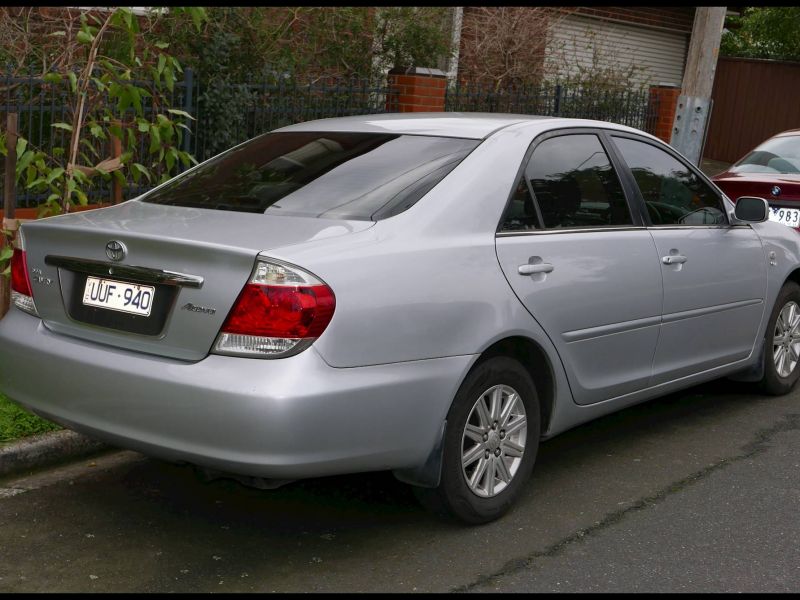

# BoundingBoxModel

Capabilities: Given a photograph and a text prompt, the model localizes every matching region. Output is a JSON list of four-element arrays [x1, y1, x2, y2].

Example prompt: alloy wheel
[[461, 384, 527, 498], [773, 300, 800, 378]]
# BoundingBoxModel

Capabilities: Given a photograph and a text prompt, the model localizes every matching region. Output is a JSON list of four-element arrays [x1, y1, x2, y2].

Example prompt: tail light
[[213, 258, 335, 358], [10, 235, 38, 316]]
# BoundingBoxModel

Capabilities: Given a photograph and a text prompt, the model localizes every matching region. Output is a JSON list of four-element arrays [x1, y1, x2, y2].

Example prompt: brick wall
[[649, 85, 682, 143], [386, 68, 447, 113]]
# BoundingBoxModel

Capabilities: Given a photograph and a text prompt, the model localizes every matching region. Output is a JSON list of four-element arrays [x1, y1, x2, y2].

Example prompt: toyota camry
[[2, 113, 799, 524]]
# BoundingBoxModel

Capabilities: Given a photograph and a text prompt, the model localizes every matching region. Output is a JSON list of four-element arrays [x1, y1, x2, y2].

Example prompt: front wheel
[[760, 281, 800, 395], [415, 356, 540, 524]]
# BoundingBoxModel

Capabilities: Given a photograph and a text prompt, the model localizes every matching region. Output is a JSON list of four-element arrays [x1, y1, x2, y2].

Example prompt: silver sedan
[[3, 113, 800, 524]]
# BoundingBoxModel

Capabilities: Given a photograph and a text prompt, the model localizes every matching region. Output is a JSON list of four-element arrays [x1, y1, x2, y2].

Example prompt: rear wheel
[[760, 282, 800, 395], [416, 356, 540, 524]]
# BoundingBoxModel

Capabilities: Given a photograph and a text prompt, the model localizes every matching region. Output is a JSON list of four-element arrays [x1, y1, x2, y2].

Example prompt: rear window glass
[[141, 132, 479, 220], [730, 135, 800, 175]]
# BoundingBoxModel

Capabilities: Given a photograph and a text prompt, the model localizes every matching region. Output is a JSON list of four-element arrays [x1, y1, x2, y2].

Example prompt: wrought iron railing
[[1, 66, 659, 210]]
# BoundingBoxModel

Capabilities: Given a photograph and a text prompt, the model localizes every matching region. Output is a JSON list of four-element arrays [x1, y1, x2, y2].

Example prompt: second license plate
[[82, 276, 155, 317], [769, 206, 800, 227]]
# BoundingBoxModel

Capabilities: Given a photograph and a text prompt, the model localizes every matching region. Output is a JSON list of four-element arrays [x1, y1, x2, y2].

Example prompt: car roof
[[774, 129, 800, 138], [274, 112, 643, 140]]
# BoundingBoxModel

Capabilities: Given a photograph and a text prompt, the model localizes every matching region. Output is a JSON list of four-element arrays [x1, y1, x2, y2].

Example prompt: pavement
[[1, 377, 799, 592]]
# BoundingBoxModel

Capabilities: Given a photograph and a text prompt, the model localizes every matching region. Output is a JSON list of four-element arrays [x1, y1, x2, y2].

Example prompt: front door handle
[[519, 263, 554, 275], [662, 255, 688, 265]]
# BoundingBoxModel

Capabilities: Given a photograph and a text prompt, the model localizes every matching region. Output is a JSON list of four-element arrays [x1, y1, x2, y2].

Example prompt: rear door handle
[[662, 255, 688, 265], [518, 263, 554, 275]]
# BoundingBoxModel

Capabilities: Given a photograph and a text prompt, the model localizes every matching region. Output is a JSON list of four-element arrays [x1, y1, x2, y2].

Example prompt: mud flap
[[392, 420, 447, 488]]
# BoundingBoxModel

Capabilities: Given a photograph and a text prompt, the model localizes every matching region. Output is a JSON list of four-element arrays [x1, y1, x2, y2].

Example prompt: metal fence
[[445, 81, 659, 133], [1, 66, 196, 208], [0, 67, 389, 208], [2, 66, 658, 210], [190, 73, 389, 163]]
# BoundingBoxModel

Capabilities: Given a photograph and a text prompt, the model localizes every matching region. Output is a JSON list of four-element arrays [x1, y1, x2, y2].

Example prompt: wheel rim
[[461, 384, 527, 498], [773, 300, 800, 378]]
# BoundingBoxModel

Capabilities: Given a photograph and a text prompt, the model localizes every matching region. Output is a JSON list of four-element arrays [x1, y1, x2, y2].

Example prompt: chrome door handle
[[662, 255, 688, 265], [518, 263, 554, 275]]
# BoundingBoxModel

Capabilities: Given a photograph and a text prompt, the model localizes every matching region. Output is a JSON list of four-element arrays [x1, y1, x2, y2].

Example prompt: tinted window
[[499, 178, 539, 231], [730, 135, 800, 175], [142, 132, 479, 220], [513, 134, 631, 230], [613, 136, 726, 226]]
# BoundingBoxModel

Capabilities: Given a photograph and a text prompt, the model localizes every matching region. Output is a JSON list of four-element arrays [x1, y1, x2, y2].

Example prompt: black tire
[[415, 356, 540, 524], [760, 281, 800, 395]]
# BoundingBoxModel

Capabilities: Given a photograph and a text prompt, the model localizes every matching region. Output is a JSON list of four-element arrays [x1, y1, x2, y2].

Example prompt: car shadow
[[108, 377, 770, 533]]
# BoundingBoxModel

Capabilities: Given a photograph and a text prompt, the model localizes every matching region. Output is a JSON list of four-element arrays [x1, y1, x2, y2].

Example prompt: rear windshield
[[730, 135, 800, 175], [141, 131, 479, 220]]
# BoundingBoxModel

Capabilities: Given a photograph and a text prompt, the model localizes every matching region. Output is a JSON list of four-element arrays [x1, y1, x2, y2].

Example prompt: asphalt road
[[1, 378, 799, 593]]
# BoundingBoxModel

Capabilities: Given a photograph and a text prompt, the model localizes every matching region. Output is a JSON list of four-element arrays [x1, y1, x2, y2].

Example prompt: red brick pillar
[[648, 85, 682, 143], [386, 67, 447, 113]]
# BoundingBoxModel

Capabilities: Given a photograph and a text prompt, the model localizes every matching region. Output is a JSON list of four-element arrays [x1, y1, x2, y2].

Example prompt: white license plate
[[82, 277, 155, 316], [769, 206, 800, 227]]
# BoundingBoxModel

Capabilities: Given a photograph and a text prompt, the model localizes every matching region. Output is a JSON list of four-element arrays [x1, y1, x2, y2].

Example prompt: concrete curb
[[0, 430, 110, 479]]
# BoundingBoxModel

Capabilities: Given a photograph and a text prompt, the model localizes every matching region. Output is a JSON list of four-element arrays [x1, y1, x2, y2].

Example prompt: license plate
[[82, 277, 155, 317], [769, 206, 800, 227]]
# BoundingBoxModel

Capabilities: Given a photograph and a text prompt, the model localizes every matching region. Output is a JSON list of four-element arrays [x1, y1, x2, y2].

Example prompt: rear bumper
[[0, 308, 474, 479]]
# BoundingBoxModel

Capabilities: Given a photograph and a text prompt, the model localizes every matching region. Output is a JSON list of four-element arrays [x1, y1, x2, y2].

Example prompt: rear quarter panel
[[269, 126, 563, 370]]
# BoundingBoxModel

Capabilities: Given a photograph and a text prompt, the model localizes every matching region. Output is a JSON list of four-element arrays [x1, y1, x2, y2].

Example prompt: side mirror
[[733, 196, 769, 223]]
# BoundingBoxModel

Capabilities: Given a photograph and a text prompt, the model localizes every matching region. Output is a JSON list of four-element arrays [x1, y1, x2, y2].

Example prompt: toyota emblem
[[105, 240, 127, 261], [772, 186, 782, 197]]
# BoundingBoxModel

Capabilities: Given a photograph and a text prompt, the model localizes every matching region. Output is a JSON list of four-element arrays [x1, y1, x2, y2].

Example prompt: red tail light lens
[[221, 284, 335, 338], [213, 259, 335, 358], [11, 247, 32, 296], [10, 246, 38, 316]]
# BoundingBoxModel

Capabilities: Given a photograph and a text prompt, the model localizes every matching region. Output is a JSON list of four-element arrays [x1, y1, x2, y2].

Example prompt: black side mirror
[[734, 197, 769, 223]]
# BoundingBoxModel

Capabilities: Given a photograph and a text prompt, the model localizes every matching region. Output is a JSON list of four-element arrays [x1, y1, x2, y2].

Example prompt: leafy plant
[[1, 7, 208, 216], [0, 239, 11, 278], [722, 7, 800, 62], [194, 28, 255, 158], [163, 7, 453, 81]]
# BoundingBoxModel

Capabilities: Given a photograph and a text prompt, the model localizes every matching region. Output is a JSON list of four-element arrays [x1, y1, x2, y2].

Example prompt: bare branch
[[458, 7, 577, 89]]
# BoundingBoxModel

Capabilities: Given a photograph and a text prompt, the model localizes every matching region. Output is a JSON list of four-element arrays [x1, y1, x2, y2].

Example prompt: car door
[[495, 129, 663, 406], [610, 133, 768, 385]]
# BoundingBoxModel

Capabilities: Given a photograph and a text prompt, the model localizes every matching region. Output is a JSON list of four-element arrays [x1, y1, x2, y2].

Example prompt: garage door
[[546, 15, 688, 87]]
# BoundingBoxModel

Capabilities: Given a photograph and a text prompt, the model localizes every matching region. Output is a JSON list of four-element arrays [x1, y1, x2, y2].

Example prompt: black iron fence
[[446, 81, 659, 133], [1, 67, 658, 210], [1, 66, 196, 208], [0, 67, 390, 209]]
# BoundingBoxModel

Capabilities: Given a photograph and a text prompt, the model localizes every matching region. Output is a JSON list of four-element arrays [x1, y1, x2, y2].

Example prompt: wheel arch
[[393, 334, 557, 489], [476, 336, 555, 435], [785, 267, 800, 289]]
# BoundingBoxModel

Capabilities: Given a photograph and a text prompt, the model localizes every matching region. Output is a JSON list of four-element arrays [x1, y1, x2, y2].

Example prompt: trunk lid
[[21, 200, 373, 361], [714, 172, 800, 203]]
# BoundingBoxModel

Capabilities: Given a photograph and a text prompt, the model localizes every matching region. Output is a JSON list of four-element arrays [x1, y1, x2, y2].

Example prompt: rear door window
[[500, 133, 632, 231], [142, 132, 479, 220]]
